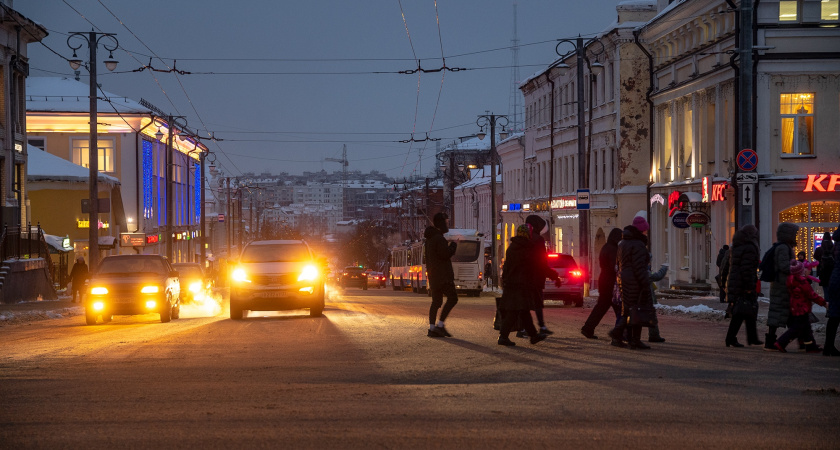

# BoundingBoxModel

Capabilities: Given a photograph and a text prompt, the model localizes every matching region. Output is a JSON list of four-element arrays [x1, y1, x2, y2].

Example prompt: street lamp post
[[555, 36, 604, 290], [67, 31, 119, 272], [476, 113, 508, 289]]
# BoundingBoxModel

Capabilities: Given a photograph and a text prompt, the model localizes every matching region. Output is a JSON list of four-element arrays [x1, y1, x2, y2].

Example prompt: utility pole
[[165, 116, 174, 261], [476, 113, 508, 289], [226, 177, 231, 259], [575, 37, 590, 288], [736, 0, 756, 228]]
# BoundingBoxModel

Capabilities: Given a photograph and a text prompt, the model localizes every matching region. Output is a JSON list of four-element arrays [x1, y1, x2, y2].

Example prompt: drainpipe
[[135, 117, 154, 233], [633, 29, 655, 250], [544, 70, 556, 251], [752, 1, 761, 234]]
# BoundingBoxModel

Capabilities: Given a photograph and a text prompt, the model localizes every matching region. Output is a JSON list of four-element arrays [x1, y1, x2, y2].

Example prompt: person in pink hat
[[773, 259, 825, 353]]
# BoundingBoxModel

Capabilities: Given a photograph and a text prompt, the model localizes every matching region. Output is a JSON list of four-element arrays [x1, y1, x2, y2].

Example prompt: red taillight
[[570, 270, 582, 277], [548, 253, 559, 258]]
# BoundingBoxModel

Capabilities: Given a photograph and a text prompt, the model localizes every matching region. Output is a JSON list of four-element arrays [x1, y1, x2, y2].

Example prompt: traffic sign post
[[576, 189, 590, 210], [735, 149, 758, 226]]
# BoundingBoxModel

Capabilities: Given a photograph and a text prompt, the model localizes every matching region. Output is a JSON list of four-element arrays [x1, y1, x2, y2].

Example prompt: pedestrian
[[647, 261, 669, 343], [608, 215, 654, 350], [823, 227, 840, 356], [69, 256, 89, 303], [716, 244, 730, 303], [484, 259, 494, 289], [717, 245, 731, 303], [773, 259, 825, 353], [765, 222, 799, 350], [424, 212, 459, 338], [814, 231, 834, 296], [581, 227, 622, 340], [497, 224, 553, 346], [520, 215, 561, 336], [724, 225, 763, 348]]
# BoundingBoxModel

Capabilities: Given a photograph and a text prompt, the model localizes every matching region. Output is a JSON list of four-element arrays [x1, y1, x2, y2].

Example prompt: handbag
[[732, 295, 759, 318], [628, 304, 657, 327]]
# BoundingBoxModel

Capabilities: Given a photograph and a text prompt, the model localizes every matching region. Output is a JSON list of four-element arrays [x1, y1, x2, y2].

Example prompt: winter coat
[[719, 248, 731, 292], [716, 246, 729, 269], [528, 232, 560, 291], [598, 228, 622, 295], [787, 274, 825, 317], [768, 222, 798, 327], [649, 263, 668, 305], [726, 226, 760, 299], [617, 225, 652, 313], [499, 236, 532, 310], [424, 226, 455, 290], [814, 232, 834, 287], [69, 261, 89, 287], [826, 228, 840, 319]]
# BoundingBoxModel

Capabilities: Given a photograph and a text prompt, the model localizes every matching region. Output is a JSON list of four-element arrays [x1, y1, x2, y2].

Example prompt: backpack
[[758, 243, 780, 282], [820, 250, 835, 283]]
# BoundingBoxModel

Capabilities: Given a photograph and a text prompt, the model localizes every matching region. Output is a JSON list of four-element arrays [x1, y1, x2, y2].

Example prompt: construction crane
[[324, 144, 348, 187]]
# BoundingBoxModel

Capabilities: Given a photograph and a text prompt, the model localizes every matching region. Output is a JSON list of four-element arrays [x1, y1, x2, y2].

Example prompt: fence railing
[[0, 223, 55, 283]]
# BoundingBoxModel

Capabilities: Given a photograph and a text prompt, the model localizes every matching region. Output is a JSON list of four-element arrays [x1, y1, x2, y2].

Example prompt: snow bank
[[0, 306, 83, 326]]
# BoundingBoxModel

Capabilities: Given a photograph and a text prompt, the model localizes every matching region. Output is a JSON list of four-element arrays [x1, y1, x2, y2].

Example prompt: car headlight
[[145, 300, 157, 309], [90, 287, 108, 295], [141, 286, 160, 294], [189, 281, 202, 292], [297, 265, 319, 282], [232, 268, 250, 283], [92, 301, 105, 311]]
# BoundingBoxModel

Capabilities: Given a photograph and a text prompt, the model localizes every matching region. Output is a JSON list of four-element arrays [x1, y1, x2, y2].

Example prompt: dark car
[[85, 255, 181, 324], [172, 262, 211, 304], [229, 240, 326, 319], [542, 253, 585, 307], [340, 266, 367, 290]]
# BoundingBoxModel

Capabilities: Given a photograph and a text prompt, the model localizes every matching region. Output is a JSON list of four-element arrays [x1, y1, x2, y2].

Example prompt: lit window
[[779, 1, 798, 21], [823, 0, 839, 21], [72, 138, 115, 172], [780, 93, 814, 156]]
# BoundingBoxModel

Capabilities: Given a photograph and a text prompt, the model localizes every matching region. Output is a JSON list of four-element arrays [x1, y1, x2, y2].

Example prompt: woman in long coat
[[497, 224, 546, 346], [824, 228, 840, 356], [725, 225, 762, 347], [766, 222, 798, 349], [609, 218, 653, 350]]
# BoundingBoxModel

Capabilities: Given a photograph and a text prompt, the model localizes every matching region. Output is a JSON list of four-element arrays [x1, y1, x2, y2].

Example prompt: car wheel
[[172, 305, 181, 320], [85, 308, 98, 325], [102, 313, 112, 323], [310, 294, 325, 317], [575, 296, 584, 308], [160, 300, 172, 323], [230, 303, 244, 320], [363, 284, 368, 291]]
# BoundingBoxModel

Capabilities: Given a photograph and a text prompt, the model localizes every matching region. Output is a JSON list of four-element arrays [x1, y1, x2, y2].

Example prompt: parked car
[[542, 253, 584, 307], [172, 262, 212, 304], [366, 271, 386, 289], [229, 240, 325, 319], [340, 266, 367, 290], [85, 254, 181, 325]]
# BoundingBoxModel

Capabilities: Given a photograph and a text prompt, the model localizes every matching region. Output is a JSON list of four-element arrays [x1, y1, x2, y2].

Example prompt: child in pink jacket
[[774, 260, 825, 353]]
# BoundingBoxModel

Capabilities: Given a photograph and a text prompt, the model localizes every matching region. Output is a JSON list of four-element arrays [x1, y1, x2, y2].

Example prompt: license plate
[[263, 291, 287, 298]]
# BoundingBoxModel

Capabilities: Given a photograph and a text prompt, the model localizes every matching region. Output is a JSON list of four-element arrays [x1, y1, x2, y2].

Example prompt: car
[[542, 253, 585, 307], [229, 240, 325, 319], [172, 262, 212, 304], [340, 266, 367, 290], [366, 271, 386, 289], [85, 254, 181, 325]]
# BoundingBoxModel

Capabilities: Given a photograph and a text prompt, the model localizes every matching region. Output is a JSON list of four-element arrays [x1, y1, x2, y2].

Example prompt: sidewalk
[[0, 292, 84, 326]]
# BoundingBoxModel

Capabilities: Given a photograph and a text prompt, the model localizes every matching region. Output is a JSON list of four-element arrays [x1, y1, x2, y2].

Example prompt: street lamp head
[[499, 128, 509, 140], [458, 162, 465, 172], [155, 126, 165, 141], [103, 51, 118, 71], [550, 63, 570, 77], [68, 50, 82, 71], [590, 61, 604, 76], [477, 127, 486, 140]]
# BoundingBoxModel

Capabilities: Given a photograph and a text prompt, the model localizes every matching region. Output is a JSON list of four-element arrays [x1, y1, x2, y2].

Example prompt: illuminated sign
[[77, 220, 110, 229], [146, 234, 160, 244], [703, 177, 728, 202], [550, 197, 577, 210], [686, 212, 710, 228], [650, 194, 665, 207], [668, 191, 682, 217], [507, 203, 522, 211], [522, 204, 531, 211], [501, 205, 509, 211], [672, 212, 690, 228], [120, 233, 146, 247], [803, 174, 840, 192]]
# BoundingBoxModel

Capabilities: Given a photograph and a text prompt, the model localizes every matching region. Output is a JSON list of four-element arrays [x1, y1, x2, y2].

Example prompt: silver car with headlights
[[229, 240, 325, 319]]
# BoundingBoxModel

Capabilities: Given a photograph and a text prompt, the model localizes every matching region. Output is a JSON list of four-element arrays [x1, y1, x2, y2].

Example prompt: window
[[780, 93, 814, 155], [28, 137, 46, 151], [823, 0, 839, 21], [779, 1, 798, 21], [72, 138, 115, 172]]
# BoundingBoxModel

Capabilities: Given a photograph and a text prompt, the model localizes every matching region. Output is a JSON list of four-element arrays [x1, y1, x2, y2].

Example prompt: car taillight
[[570, 270, 582, 278]]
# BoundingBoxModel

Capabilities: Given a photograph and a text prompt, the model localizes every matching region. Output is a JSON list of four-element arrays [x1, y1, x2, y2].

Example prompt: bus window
[[451, 240, 480, 262]]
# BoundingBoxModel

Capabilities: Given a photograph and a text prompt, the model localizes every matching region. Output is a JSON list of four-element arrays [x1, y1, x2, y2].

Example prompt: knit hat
[[789, 259, 804, 277], [525, 215, 546, 234], [516, 224, 532, 238], [632, 215, 649, 233]]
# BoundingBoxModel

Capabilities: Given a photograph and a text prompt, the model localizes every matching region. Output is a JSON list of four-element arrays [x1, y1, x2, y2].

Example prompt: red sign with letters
[[803, 174, 840, 192], [145, 234, 160, 244]]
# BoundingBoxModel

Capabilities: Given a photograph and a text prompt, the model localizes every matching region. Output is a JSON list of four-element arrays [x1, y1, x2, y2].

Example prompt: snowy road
[[1, 288, 838, 448]]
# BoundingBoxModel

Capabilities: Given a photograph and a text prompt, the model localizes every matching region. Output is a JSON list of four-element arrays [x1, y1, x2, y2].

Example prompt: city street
[[1, 287, 838, 448]]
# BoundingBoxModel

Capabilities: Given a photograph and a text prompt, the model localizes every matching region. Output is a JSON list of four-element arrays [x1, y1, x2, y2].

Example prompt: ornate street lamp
[[476, 113, 508, 289], [66, 31, 118, 272]]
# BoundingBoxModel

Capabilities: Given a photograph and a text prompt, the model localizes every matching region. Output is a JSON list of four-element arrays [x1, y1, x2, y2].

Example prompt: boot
[[763, 333, 777, 351], [629, 326, 650, 350], [648, 325, 666, 343], [804, 341, 823, 354], [725, 338, 745, 348]]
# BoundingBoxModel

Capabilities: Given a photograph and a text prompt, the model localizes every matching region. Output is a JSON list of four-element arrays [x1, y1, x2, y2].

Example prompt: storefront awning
[[44, 233, 73, 253]]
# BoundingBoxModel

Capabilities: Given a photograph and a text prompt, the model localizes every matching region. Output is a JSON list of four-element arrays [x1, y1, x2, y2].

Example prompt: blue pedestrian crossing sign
[[737, 148, 758, 172]]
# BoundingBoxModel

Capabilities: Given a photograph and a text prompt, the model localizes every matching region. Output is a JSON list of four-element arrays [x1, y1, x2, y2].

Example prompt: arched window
[[778, 201, 840, 259]]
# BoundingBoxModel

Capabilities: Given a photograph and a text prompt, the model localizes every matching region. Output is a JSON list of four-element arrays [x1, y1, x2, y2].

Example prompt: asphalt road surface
[[2, 287, 838, 449]]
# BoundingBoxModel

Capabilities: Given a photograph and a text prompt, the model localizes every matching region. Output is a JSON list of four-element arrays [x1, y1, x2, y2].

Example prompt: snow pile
[[0, 306, 84, 326], [655, 303, 726, 321]]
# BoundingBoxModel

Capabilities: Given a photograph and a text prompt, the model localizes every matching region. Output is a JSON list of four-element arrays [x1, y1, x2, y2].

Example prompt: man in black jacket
[[522, 215, 561, 336], [424, 212, 458, 338], [581, 227, 623, 339], [716, 244, 730, 303]]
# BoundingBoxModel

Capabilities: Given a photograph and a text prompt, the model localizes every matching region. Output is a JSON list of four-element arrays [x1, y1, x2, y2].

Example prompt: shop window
[[780, 93, 814, 156], [779, 201, 840, 259], [779, 1, 798, 21], [72, 138, 115, 172], [823, 0, 839, 21]]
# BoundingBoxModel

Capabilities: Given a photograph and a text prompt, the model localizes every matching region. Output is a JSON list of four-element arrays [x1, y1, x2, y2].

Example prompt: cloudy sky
[[21, 0, 622, 179]]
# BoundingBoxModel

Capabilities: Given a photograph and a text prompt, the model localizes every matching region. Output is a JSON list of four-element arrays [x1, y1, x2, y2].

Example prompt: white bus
[[389, 229, 484, 297]]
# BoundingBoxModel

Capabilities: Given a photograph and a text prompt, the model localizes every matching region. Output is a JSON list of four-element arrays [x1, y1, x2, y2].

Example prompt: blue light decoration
[[142, 140, 153, 219], [194, 161, 201, 225]]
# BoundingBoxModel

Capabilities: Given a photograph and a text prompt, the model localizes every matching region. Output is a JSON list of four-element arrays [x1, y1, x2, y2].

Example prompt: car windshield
[[241, 243, 311, 263], [450, 240, 480, 263], [97, 256, 168, 275], [174, 265, 202, 278], [547, 254, 577, 269], [345, 267, 363, 274]]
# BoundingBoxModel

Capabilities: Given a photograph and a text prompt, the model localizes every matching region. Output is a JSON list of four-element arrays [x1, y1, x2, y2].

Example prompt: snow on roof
[[44, 234, 74, 252], [26, 77, 150, 114], [26, 144, 120, 186], [455, 165, 501, 190]]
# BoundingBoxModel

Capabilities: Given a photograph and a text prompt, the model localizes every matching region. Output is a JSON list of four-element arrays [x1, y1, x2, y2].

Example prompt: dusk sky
[[22, 0, 622, 179]]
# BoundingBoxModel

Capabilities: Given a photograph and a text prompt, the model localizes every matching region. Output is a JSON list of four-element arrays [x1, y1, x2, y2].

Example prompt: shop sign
[[702, 177, 728, 202], [650, 193, 665, 207], [77, 219, 110, 229], [686, 212, 710, 228], [668, 191, 683, 216], [145, 234, 160, 244], [550, 196, 577, 210], [522, 204, 531, 211], [672, 212, 690, 229], [506, 203, 522, 211], [218, 213, 225, 222], [803, 174, 840, 192], [120, 233, 146, 247]]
